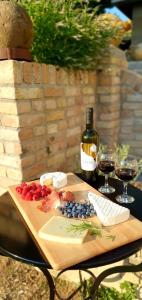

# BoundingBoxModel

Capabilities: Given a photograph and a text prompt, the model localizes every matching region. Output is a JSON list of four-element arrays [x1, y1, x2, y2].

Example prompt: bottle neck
[[86, 107, 93, 130], [86, 123, 93, 130]]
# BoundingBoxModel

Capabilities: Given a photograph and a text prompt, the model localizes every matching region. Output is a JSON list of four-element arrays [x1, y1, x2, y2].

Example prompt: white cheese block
[[40, 172, 67, 188], [38, 216, 88, 244], [52, 172, 67, 188], [88, 192, 130, 226], [40, 173, 53, 186]]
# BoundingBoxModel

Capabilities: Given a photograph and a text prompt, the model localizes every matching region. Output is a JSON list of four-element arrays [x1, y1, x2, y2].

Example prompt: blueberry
[[86, 212, 90, 216], [67, 213, 72, 218], [81, 215, 85, 219], [72, 206, 76, 212]]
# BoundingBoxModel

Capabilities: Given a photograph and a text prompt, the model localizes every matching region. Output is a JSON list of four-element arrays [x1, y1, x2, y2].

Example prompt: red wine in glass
[[115, 155, 138, 203], [98, 150, 115, 194], [115, 168, 137, 182], [98, 160, 115, 174]]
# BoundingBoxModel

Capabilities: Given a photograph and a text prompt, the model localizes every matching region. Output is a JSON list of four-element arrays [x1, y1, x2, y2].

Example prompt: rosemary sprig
[[68, 221, 116, 241]]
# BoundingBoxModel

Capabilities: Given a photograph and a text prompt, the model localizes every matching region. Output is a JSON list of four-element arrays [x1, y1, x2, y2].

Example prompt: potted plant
[[19, 0, 115, 69], [0, 0, 33, 61]]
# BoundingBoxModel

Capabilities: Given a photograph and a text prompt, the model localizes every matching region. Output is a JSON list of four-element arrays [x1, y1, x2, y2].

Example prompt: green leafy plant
[[19, 0, 116, 69], [98, 280, 138, 300], [85, 279, 138, 300]]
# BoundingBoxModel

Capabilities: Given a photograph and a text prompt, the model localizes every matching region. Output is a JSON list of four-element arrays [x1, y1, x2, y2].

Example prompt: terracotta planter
[[0, 1, 33, 61], [0, 48, 31, 61], [130, 44, 142, 61]]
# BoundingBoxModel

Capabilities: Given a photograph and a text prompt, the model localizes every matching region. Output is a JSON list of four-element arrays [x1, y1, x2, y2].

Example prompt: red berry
[[32, 194, 39, 201], [25, 192, 33, 201], [16, 186, 22, 194], [21, 182, 27, 188], [41, 190, 47, 197]]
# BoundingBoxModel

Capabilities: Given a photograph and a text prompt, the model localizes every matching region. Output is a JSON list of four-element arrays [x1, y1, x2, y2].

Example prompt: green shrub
[[98, 280, 138, 300], [86, 278, 138, 300], [19, 0, 116, 69]]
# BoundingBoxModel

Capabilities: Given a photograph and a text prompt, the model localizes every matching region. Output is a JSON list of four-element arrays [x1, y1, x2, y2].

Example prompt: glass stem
[[123, 182, 128, 198], [105, 174, 109, 187]]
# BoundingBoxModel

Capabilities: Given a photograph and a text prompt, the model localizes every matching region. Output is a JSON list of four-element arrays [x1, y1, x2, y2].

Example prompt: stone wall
[[0, 61, 96, 189]]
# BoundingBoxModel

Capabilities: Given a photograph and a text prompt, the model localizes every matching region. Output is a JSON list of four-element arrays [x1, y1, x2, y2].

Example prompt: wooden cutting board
[[8, 173, 142, 270]]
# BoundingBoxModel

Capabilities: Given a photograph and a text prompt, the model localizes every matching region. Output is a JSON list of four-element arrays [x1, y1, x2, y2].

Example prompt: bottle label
[[80, 143, 97, 171]]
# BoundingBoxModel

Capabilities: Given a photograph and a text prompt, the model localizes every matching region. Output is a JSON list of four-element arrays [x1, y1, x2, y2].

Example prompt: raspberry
[[25, 192, 33, 201], [32, 194, 39, 201], [21, 182, 27, 188], [16, 186, 22, 194]]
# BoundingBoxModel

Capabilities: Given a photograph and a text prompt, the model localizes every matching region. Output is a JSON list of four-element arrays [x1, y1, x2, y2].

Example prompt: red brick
[[18, 128, 33, 140], [56, 68, 68, 85], [48, 65, 57, 84], [46, 110, 64, 121], [22, 161, 47, 180], [33, 63, 41, 84], [1, 115, 19, 127], [23, 62, 33, 83], [44, 87, 64, 97], [42, 64, 49, 84], [4, 142, 22, 155], [19, 113, 45, 127]]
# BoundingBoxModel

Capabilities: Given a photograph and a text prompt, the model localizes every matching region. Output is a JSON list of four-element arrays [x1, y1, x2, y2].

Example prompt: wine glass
[[115, 155, 138, 203], [98, 148, 115, 194]]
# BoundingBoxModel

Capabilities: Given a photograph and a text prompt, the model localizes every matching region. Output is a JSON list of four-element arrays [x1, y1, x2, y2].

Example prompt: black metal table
[[0, 175, 142, 299]]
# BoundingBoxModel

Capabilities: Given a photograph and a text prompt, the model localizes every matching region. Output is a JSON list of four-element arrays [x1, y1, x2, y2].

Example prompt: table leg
[[39, 266, 55, 300], [89, 262, 142, 300], [54, 269, 96, 300]]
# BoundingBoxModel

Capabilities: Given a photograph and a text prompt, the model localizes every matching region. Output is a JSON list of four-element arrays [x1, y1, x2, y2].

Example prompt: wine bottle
[[80, 107, 99, 182]]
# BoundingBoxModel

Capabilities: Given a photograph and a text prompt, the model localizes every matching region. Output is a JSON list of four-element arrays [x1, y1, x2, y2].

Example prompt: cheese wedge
[[40, 172, 67, 188], [38, 216, 88, 244], [88, 192, 130, 226]]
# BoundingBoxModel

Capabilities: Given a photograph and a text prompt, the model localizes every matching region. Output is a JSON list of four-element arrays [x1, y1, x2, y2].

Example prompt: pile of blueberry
[[58, 201, 96, 219]]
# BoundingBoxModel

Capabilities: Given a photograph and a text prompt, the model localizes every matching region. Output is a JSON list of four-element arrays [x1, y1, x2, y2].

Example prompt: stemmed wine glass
[[98, 148, 115, 194], [115, 155, 138, 203]]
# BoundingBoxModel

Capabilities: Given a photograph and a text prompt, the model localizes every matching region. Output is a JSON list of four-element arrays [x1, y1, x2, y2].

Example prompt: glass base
[[98, 185, 115, 194], [116, 194, 135, 204]]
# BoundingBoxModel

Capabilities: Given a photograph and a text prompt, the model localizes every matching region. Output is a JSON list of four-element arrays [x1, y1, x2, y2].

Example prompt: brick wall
[[0, 60, 96, 189], [95, 46, 128, 146], [96, 46, 142, 159], [120, 70, 142, 157], [0, 47, 142, 191]]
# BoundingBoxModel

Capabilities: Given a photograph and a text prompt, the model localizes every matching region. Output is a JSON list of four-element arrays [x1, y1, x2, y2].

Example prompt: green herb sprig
[[68, 221, 116, 241]]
